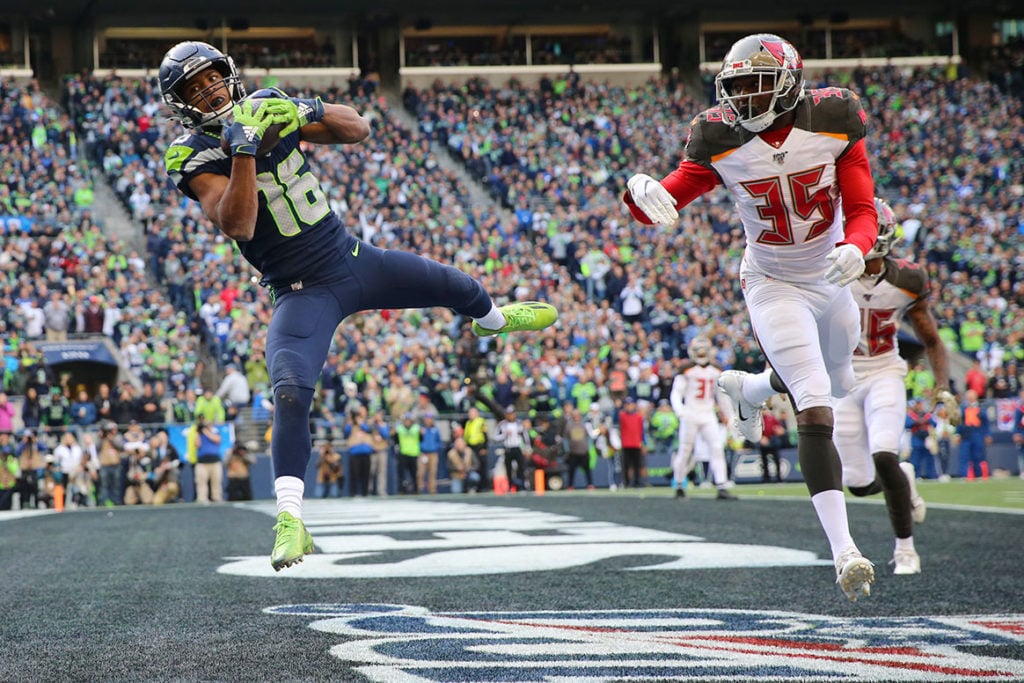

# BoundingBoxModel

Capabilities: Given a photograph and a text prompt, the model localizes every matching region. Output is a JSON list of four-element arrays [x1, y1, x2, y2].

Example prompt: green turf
[[639, 477, 1024, 509], [530, 477, 1024, 509]]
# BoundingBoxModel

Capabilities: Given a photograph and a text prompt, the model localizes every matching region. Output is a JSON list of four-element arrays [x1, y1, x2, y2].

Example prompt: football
[[220, 120, 287, 158]]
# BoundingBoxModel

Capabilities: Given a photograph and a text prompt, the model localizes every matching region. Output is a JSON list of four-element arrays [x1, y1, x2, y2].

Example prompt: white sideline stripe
[[771, 494, 1024, 516], [0, 509, 56, 522]]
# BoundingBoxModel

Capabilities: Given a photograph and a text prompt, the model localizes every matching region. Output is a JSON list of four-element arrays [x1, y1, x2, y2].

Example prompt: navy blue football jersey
[[164, 123, 350, 287]]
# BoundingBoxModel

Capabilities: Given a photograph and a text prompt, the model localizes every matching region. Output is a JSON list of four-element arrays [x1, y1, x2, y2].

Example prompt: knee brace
[[269, 347, 312, 388], [274, 383, 307, 410]]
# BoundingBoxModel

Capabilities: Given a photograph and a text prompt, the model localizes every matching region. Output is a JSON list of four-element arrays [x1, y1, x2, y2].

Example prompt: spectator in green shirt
[[905, 359, 936, 399], [195, 387, 226, 424], [649, 399, 679, 459], [959, 310, 985, 355]]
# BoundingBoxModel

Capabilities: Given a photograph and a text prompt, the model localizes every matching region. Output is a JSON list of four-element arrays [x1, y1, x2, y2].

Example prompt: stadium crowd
[[2, 56, 1024, 506]]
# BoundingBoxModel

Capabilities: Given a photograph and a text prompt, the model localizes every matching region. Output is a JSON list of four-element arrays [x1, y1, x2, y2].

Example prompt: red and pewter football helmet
[[715, 33, 804, 133], [688, 335, 714, 366], [864, 197, 901, 260]]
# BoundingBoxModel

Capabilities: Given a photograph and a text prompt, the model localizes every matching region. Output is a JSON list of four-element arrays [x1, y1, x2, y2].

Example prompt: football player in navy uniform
[[624, 34, 877, 600], [833, 198, 957, 576], [158, 41, 557, 571]]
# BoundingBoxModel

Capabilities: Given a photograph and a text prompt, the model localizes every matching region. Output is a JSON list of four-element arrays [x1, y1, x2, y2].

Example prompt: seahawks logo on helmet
[[159, 41, 247, 129]]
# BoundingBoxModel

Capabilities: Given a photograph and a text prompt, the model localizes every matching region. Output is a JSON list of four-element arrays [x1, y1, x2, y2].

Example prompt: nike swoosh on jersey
[[351, 242, 360, 257]]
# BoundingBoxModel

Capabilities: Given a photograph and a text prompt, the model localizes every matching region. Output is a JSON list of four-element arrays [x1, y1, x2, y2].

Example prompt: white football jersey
[[670, 364, 723, 417], [686, 88, 868, 284], [849, 257, 930, 377]]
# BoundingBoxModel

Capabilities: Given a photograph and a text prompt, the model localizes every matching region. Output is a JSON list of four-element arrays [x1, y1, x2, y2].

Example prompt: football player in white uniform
[[625, 33, 878, 600], [670, 336, 737, 500], [834, 198, 958, 575]]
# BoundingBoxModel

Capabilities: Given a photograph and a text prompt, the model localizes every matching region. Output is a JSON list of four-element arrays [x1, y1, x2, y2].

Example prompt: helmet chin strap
[[738, 110, 777, 132]]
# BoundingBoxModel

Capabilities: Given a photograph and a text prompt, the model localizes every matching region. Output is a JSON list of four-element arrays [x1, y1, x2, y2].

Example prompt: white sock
[[811, 489, 856, 559], [710, 453, 728, 486], [742, 368, 777, 405], [274, 476, 305, 519], [895, 536, 915, 553], [474, 304, 506, 331]]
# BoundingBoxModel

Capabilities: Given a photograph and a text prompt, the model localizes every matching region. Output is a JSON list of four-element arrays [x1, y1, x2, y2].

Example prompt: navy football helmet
[[159, 41, 245, 129], [715, 34, 804, 132]]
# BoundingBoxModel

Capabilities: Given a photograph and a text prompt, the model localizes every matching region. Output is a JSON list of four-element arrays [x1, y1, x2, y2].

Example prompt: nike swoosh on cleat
[[351, 242, 360, 257]]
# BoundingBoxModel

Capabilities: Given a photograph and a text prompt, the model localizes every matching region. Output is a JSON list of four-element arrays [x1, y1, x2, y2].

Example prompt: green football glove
[[266, 97, 325, 138], [291, 97, 325, 128], [223, 98, 294, 156]]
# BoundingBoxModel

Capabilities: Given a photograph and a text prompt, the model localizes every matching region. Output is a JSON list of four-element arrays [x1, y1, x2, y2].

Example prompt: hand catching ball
[[221, 120, 286, 157]]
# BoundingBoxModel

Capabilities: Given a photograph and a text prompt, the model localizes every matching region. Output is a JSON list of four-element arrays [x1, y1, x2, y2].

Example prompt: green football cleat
[[270, 511, 314, 572], [472, 302, 558, 337]]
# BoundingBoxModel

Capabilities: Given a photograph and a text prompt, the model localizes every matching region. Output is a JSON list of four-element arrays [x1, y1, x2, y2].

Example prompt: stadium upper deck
[[1, 0, 1018, 85]]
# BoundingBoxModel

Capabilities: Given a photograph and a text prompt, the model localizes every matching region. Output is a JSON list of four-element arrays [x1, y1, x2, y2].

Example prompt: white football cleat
[[717, 371, 764, 442], [899, 461, 926, 524], [892, 548, 921, 575], [835, 547, 875, 602]]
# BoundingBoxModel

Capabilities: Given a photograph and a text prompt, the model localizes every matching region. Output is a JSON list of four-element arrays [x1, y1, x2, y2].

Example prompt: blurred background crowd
[[1, 55, 1023, 508]]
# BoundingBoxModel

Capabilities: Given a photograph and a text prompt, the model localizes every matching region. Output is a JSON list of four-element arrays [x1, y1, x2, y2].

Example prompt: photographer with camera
[[369, 412, 391, 497], [191, 415, 224, 503], [96, 422, 124, 506], [151, 429, 183, 505], [225, 442, 255, 501], [123, 423, 155, 505], [17, 429, 46, 509], [316, 441, 344, 498]]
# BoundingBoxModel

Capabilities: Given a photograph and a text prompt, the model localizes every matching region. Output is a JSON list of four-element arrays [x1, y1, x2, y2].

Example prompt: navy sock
[[271, 385, 315, 480]]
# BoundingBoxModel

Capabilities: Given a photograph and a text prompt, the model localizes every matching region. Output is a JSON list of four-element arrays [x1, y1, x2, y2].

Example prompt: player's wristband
[[223, 121, 261, 157], [292, 97, 325, 126]]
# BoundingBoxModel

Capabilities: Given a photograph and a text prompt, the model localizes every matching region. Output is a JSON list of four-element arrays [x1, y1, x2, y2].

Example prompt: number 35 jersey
[[685, 88, 869, 283], [848, 257, 930, 378], [164, 124, 352, 288]]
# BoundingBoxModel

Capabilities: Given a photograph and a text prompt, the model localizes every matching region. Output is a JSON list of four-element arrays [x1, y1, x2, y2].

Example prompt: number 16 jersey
[[849, 257, 930, 378], [164, 115, 352, 289]]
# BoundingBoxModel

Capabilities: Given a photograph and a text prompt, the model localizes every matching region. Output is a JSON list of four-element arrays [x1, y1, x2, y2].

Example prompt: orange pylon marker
[[534, 469, 546, 496]]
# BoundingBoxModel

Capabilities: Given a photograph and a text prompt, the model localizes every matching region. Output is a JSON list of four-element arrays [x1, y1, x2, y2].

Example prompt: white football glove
[[936, 389, 960, 426], [824, 244, 866, 287], [627, 173, 678, 226]]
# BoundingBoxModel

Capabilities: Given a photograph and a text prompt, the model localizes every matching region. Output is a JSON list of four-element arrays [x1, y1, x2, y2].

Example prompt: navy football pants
[[266, 241, 492, 480]]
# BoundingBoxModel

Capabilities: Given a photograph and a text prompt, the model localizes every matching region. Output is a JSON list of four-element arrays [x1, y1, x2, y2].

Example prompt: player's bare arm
[[906, 297, 953, 399], [300, 103, 370, 145], [188, 167, 258, 242]]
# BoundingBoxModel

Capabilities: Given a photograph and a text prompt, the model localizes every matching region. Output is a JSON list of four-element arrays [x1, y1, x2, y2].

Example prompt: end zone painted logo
[[220, 501, 828, 578], [266, 603, 1024, 681]]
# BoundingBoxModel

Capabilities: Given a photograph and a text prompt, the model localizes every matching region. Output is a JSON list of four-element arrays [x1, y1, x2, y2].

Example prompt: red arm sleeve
[[622, 160, 719, 224], [835, 139, 877, 255]]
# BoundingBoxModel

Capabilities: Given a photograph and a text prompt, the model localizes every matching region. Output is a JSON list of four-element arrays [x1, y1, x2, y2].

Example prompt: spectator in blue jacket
[[418, 413, 443, 494], [344, 413, 375, 497], [1012, 388, 1024, 479], [70, 389, 97, 427], [905, 398, 937, 479], [958, 389, 992, 479]]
